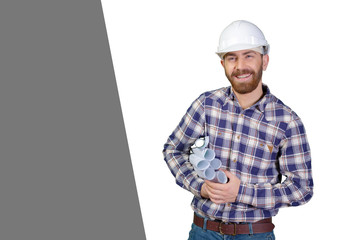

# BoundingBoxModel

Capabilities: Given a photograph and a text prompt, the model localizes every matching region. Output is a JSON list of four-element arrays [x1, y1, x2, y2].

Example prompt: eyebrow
[[225, 50, 258, 58], [224, 53, 237, 58], [242, 50, 257, 55]]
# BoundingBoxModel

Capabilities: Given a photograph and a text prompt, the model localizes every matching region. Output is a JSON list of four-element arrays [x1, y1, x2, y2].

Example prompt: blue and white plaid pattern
[[163, 85, 313, 223]]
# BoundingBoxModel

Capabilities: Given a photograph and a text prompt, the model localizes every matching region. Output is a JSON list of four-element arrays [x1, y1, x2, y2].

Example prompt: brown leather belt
[[193, 213, 275, 235]]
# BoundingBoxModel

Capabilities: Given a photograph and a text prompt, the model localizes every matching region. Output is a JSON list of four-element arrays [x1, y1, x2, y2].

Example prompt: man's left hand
[[204, 170, 241, 204]]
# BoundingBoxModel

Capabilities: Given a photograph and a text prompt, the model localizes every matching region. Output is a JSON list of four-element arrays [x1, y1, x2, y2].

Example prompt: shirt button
[[233, 159, 236, 163], [227, 203, 231, 207], [237, 135, 240, 140]]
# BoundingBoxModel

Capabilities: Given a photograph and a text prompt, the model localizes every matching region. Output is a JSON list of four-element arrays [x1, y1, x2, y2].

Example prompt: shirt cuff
[[189, 178, 205, 199], [236, 183, 255, 205]]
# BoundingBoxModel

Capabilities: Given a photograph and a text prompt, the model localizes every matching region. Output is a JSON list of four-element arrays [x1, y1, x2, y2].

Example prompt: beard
[[225, 64, 263, 94]]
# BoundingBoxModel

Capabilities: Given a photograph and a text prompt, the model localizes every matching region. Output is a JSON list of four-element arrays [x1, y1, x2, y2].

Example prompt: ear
[[262, 54, 269, 71], [221, 59, 225, 68]]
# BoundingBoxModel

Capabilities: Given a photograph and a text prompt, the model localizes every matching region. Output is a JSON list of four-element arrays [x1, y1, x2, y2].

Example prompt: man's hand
[[200, 170, 241, 204]]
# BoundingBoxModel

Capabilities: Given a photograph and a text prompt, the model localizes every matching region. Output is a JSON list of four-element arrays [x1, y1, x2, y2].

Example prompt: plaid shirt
[[163, 85, 313, 223]]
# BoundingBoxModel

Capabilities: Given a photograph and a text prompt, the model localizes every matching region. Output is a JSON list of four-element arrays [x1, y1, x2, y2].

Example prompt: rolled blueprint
[[195, 166, 216, 181], [209, 158, 222, 170], [214, 170, 228, 184], [189, 153, 210, 170], [192, 147, 215, 161], [190, 136, 228, 184]]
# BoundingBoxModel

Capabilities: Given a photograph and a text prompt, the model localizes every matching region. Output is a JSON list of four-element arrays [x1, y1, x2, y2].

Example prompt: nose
[[235, 59, 246, 70]]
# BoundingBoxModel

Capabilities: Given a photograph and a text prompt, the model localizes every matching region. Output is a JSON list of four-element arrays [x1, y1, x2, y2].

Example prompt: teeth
[[236, 74, 251, 79]]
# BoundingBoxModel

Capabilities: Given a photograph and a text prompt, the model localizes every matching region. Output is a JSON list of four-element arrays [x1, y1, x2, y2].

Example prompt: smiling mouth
[[235, 73, 252, 81]]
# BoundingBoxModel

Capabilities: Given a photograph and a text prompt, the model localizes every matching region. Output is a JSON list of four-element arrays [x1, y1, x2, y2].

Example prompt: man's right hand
[[200, 170, 241, 204]]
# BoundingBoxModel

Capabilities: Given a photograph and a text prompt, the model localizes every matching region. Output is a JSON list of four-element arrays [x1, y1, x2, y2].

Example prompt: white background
[[101, 1, 360, 239]]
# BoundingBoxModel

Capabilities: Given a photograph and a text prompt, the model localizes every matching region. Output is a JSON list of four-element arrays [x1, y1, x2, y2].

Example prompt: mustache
[[231, 69, 254, 77]]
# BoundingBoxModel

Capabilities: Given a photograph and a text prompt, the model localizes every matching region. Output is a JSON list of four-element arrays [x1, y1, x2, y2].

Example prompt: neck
[[233, 82, 264, 109]]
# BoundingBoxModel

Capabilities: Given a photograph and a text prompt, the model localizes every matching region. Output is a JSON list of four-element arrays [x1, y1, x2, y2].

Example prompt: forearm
[[237, 173, 313, 210], [163, 139, 204, 197]]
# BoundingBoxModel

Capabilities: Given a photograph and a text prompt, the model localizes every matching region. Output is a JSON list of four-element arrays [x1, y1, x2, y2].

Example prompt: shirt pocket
[[240, 137, 275, 177]]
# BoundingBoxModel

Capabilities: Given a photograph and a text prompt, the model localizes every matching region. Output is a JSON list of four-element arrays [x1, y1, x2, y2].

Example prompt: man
[[163, 20, 313, 240]]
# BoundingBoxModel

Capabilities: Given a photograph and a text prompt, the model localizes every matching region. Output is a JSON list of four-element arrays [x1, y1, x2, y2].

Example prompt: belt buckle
[[219, 222, 236, 236]]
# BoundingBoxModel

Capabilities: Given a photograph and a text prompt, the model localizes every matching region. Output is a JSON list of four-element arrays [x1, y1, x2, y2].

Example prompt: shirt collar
[[225, 84, 272, 113]]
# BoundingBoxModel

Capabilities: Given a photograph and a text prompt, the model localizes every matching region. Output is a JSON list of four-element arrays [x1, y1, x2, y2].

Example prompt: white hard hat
[[216, 20, 269, 59]]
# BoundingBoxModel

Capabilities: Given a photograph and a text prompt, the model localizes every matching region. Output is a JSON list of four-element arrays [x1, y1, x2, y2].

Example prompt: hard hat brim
[[216, 44, 269, 59]]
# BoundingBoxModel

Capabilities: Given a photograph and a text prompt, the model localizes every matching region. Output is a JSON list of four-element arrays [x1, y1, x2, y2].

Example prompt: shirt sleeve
[[162, 94, 206, 198], [236, 118, 314, 210]]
